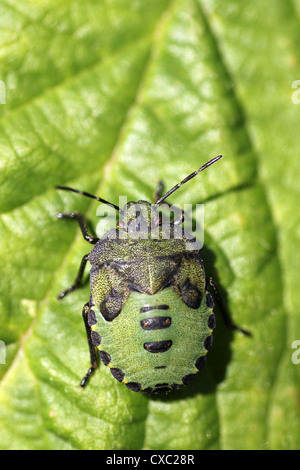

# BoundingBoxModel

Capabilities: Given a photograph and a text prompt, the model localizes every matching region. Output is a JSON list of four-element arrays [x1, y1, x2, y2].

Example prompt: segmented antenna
[[155, 155, 223, 206], [56, 186, 120, 212]]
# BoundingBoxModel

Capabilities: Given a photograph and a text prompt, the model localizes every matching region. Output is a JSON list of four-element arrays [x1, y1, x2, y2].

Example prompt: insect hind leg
[[207, 277, 251, 336], [80, 302, 98, 387]]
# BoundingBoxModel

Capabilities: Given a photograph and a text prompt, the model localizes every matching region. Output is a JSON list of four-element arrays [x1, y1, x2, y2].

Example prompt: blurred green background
[[0, 0, 299, 450]]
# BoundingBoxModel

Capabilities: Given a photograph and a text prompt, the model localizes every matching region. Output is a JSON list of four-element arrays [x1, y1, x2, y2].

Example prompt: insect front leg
[[80, 302, 98, 387], [57, 253, 89, 300], [56, 212, 99, 244], [207, 277, 251, 336]]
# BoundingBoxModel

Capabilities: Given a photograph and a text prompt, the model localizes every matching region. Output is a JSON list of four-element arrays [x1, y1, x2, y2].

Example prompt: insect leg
[[153, 180, 165, 203], [57, 212, 99, 244], [80, 302, 98, 387], [207, 277, 251, 336], [57, 254, 89, 300]]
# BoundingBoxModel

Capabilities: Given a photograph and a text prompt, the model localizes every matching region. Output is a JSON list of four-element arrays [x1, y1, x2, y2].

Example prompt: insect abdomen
[[91, 288, 215, 394]]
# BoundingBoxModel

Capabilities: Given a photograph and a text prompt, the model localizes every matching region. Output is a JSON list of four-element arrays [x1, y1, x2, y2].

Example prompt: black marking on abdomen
[[207, 313, 216, 330], [182, 373, 196, 386], [154, 366, 167, 370], [204, 334, 213, 351], [144, 340, 172, 353], [206, 292, 215, 309], [142, 387, 153, 394], [98, 350, 111, 366], [140, 316, 172, 330], [195, 355, 207, 371], [126, 382, 141, 392], [171, 383, 183, 390], [140, 305, 170, 313], [110, 368, 125, 382], [153, 387, 171, 394], [91, 331, 101, 347], [87, 309, 97, 326]]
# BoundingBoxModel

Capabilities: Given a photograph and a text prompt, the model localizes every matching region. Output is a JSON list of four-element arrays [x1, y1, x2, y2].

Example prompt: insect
[[56, 155, 249, 394]]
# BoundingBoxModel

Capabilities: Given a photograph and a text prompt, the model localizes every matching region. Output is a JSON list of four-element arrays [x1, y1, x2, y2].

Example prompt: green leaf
[[0, 0, 299, 450]]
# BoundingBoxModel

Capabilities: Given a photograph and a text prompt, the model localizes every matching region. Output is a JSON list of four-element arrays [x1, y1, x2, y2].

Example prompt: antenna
[[155, 155, 223, 206], [56, 186, 120, 212]]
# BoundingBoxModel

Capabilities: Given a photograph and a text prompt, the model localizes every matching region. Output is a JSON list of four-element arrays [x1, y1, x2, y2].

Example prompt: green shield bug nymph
[[56, 155, 250, 394]]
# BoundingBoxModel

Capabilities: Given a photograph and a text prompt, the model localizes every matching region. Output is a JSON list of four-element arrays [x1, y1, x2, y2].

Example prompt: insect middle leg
[[57, 253, 89, 300], [207, 277, 251, 336], [56, 212, 98, 300], [80, 302, 98, 387]]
